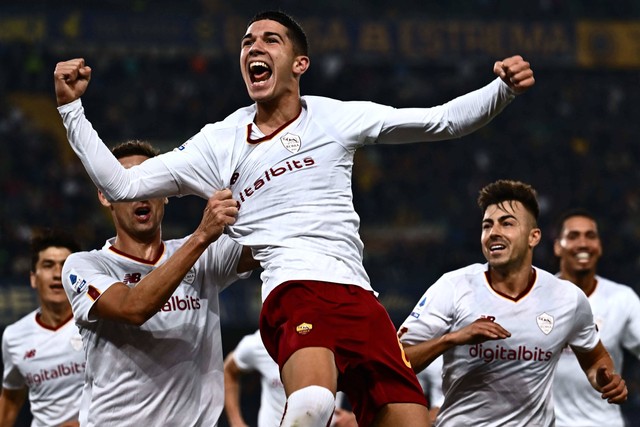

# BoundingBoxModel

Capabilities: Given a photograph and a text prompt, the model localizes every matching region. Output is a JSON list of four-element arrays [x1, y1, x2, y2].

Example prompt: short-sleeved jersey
[[399, 264, 599, 427], [59, 79, 514, 301], [416, 355, 444, 409], [553, 275, 640, 427], [61, 235, 246, 427], [232, 330, 286, 427], [2, 310, 85, 427]]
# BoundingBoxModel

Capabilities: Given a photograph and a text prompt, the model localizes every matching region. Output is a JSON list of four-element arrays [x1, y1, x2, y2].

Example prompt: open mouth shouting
[[249, 61, 272, 87], [134, 205, 151, 222]]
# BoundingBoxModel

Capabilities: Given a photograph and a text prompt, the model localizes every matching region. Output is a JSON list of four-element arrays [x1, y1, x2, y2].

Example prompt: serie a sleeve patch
[[68, 269, 87, 294]]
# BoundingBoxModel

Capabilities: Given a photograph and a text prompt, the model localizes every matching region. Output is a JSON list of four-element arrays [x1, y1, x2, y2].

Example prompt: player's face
[[108, 155, 166, 239], [240, 19, 307, 104], [481, 201, 540, 270], [30, 246, 73, 306], [554, 215, 602, 276]]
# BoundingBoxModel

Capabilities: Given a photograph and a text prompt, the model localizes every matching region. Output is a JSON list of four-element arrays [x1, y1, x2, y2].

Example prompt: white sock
[[280, 385, 336, 427]]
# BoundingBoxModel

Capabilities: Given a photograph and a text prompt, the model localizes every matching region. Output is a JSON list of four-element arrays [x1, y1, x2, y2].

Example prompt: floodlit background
[[1, 1, 640, 425]]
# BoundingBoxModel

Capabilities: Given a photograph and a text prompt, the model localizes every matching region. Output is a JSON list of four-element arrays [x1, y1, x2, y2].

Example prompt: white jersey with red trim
[[398, 264, 599, 427], [553, 275, 640, 427], [232, 330, 286, 427], [61, 235, 247, 427], [59, 78, 515, 300], [1, 310, 85, 427], [416, 355, 444, 409]]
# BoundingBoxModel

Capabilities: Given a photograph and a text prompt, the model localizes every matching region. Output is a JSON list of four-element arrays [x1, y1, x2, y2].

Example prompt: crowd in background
[[2, 1, 640, 423]]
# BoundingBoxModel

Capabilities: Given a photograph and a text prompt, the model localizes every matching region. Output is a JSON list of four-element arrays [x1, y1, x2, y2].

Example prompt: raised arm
[[83, 190, 237, 326], [378, 55, 534, 144], [573, 341, 628, 404], [54, 59, 182, 202]]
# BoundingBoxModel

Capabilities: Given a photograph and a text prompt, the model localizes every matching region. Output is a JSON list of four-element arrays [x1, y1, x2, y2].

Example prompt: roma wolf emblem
[[280, 132, 301, 153], [536, 312, 554, 335]]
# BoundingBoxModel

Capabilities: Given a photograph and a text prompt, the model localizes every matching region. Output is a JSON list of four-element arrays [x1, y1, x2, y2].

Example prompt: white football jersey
[[62, 235, 247, 427], [59, 78, 515, 300], [2, 310, 85, 427], [553, 275, 640, 427], [232, 330, 286, 427], [416, 355, 444, 409], [399, 264, 599, 427]]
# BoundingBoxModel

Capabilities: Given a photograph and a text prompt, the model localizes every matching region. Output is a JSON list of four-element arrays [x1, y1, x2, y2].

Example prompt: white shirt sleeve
[[1, 328, 24, 390], [61, 252, 120, 325], [399, 276, 455, 346], [567, 289, 601, 352], [620, 286, 640, 358], [232, 332, 261, 372], [58, 99, 208, 201], [377, 77, 515, 144]]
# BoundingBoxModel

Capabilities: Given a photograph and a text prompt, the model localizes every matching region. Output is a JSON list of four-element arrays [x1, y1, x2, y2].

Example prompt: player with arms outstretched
[[54, 10, 534, 427]]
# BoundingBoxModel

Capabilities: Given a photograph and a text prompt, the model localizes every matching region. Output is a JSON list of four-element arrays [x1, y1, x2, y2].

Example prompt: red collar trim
[[35, 312, 74, 331], [246, 108, 302, 145], [108, 242, 165, 265], [485, 268, 537, 302]]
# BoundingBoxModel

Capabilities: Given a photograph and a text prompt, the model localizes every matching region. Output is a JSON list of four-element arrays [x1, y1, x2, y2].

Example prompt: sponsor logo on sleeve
[[410, 295, 427, 318], [68, 270, 87, 294]]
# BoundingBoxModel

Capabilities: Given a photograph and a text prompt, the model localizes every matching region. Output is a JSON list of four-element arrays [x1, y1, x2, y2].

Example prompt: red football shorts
[[260, 280, 427, 426]]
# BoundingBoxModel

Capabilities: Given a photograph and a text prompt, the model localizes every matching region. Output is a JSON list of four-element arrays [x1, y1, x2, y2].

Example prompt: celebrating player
[[0, 229, 83, 427], [54, 10, 534, 427], [61, 141, 257, 425], [398, 180, 627, 426], [552, 209, 640, 427]]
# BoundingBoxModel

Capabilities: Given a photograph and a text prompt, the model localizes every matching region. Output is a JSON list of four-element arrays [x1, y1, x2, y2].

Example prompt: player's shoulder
[[441, 263, 486, 281], [536, 267, 580, 292], [63, 249, 105, 270], [3, 309, 39, 338], [202, 104, 255, 133], [302, 95, 383, 112], [237, 330, 263, 351], [596, 275, 640, 300]]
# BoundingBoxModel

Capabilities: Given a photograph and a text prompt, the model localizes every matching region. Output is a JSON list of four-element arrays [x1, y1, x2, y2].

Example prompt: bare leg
[[281, 346, 338, 395], [279, 347, 338, 427], [372, 402, 431, 427]]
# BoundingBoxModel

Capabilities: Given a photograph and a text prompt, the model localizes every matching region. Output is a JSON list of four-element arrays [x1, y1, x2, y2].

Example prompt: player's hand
[[449, 317, 511, 346], [57, 421, 80, 427], [596, 366, 628, 404], [493, 55, 535, 95], [195, 189, 239, 244], [54, 58, 92, 106]]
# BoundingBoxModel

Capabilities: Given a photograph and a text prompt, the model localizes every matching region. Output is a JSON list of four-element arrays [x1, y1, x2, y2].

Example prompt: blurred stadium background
[[2, 0, 640, 425]]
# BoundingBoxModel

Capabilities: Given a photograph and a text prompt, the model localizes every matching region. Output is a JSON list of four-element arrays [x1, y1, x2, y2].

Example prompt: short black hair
[[478, 179, 540, 224], [554, 208, 597, 239], [248, 10, 309, 56], [31, 228, 80, 272], [111, 140, 159, 160]]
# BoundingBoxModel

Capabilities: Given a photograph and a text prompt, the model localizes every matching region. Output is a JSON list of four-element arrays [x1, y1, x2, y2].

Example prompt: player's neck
[[254, 94, 301, 135], [488, 265, 535, 299], [559, 270, 597, 296], [113, 232, 163, 262], [38, 303, 72, 329]]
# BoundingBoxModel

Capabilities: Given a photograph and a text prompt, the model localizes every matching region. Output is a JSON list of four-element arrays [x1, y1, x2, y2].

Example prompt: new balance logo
[[23, 349, 36, 360], [123, 273, 142, 284]]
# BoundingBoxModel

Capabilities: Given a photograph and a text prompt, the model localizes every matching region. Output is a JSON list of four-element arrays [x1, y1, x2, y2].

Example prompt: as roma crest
[[280, 133, 301, 153], [536, 312, 554, 335]]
